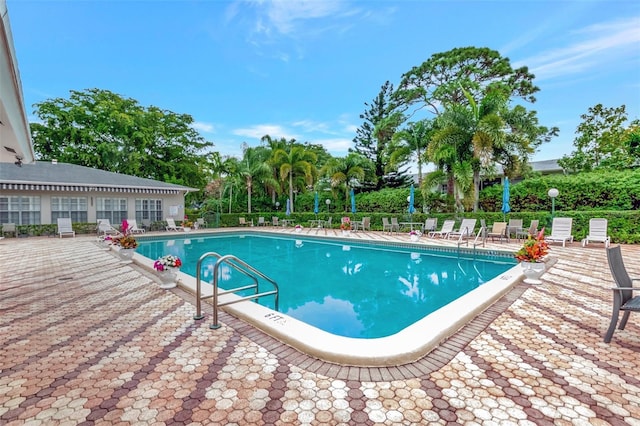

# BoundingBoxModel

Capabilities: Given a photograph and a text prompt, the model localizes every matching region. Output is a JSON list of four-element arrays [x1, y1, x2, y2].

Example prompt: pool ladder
[[193, 251, 279, 329]]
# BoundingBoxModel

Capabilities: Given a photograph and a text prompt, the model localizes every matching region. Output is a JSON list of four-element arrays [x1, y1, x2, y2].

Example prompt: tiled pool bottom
[[133, 230, 522, 366], [2, 235, 639, 424]]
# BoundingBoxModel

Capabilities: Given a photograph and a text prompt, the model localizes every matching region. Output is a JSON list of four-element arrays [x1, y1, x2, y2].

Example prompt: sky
[[7, 0, 640, 167]]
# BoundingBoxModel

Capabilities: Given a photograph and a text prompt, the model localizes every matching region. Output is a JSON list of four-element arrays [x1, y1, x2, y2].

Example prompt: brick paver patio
[[1, 229, 638, 425]]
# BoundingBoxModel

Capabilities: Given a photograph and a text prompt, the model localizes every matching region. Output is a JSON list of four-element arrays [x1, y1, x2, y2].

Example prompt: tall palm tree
[[430, 87, 508, 212], [236, 146, 275, 213], [388, 119, 434, 186], [321, 153, 368, 210], [271, 144, 317, 213]]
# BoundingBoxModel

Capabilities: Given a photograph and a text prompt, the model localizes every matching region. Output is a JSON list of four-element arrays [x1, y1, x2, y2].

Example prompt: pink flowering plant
[[153, 255, 182, 271], [409, 230, 422, 237]]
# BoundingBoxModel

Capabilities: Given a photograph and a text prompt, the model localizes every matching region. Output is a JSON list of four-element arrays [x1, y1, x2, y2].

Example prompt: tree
[[394, 46, 539, 118], [352, 81, 410, 190], [30, 88, 214, 190], [271, 143, 317, 213], [320, 152, 369, 210], [388, 119, 435, 186], [559, 104, 634, 172], [236, 146, 275, 214]]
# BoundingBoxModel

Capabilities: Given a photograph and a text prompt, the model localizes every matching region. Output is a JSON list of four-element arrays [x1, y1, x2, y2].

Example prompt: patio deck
[[1, 228, 639, 425]]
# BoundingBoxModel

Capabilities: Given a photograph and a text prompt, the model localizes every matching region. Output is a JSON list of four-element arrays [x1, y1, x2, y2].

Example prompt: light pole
[[325, 199, 331, 213], [548, 188, 559, 218], [275, 201, 280, 211]]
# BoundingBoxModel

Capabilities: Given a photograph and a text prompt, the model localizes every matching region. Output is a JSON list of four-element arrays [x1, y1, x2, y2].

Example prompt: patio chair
[[141, 219, 152, 231], [57, 218, 75, 238], [238, 217, 250, 227], [257, 217, 267, 227], [196, 218, 207, 229], [360, 217, 371, 231], [448, 218, 477, 240], [516, 220, 539, 240], [429, 220, 455, 238], [382, 217, 392, 233], [2, 223, 16, 238], [546, 217, 574, 247], [321, 217, 332, 229], [272, 217, 279, 226], [97, 219, 122, 236], [390, 217, 400, 233], [486, 222, 508, 242], [604, 245, 640, 343], [582, 218, 610, 247], [507, 218, 523, 239], [165, 218, 184, 231], [127, 219, 145, 233], [422, 218, 437, 233]]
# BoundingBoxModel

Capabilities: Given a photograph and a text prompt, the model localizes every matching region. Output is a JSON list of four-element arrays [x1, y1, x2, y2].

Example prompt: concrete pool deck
[[1, 228, 639, 424]]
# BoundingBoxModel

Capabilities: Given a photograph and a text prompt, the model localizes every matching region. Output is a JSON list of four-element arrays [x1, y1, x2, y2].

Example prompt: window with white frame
[[51, 197, 88, 223], [96, 198, 128, 224], [0, 196, 41, 225], [135, 198, 163, 222]]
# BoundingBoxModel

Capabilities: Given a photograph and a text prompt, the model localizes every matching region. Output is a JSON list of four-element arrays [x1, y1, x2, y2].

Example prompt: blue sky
[[8, 0, 640, 167]]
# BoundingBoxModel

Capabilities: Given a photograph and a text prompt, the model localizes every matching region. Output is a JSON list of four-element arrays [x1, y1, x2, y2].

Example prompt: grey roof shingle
[[0, 161, 196, 191]]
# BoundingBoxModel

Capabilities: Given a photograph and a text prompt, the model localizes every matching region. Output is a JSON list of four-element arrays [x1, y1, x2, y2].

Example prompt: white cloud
[[232, 124, 298, 140], [312, 137, 353, 154], [515, 16, 640, 81], [192, 121, 215, 133], [291, 119, 332, 134]]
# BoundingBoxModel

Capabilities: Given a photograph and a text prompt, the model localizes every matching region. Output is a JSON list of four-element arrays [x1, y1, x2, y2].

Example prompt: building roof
[[0, 0, 34, 164], [0, 161, 197, 193]]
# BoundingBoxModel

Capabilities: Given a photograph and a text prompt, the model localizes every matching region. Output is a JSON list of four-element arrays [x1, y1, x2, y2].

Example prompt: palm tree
[[236, 146, 274, 213], [272, 144, 317, 213], [388, 119, 434, 186], [430, 87, 508, 212], [321, 153, 368, 210]]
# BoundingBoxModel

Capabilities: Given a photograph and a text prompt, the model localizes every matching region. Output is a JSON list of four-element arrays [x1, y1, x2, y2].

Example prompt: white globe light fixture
[[325, 198, 331, 213], [548, 188, 559, 217]]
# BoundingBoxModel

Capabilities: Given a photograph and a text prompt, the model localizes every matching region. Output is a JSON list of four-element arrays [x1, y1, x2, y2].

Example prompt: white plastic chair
[[582, 218, 610, 247], [546, 217, 574, 247]]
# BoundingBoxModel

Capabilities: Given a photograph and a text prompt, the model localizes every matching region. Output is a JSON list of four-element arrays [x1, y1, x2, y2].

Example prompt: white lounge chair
[[429, 220, 455, 238], [448, 219, 477, 240], [257, 217, 267, 226], [165, 218, 184, 231], [127, 219, 145, 233], [422, 218, 437, 233], [582, 218, 610, 247], [546, 217, 574, 247], [57, 218, 75, 238], [97, 219, 122, 236]]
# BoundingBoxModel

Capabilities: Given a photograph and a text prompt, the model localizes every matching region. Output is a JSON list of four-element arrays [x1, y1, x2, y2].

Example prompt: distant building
[[0, 160, 196, 225], [413, 159, 564, 192]]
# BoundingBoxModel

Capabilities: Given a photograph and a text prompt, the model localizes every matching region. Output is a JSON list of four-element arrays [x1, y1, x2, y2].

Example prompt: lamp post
[[325, 199, 331, 213], [548, 188, 559, 218], [275, 201, 280, 211]]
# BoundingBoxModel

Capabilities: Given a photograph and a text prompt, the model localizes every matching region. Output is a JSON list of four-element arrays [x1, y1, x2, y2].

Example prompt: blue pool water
[[137, 233, 516, 338]]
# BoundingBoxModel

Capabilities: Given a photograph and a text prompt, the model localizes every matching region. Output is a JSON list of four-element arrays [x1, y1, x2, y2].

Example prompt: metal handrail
[[473, 226, 487, 248], [193, 252, 279, 329], [456, 226, 471, 247]]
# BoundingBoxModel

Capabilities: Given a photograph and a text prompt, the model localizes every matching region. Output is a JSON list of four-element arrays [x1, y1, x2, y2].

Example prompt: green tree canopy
[[30, 88, 214, 189], [559, 104, 638, 172]]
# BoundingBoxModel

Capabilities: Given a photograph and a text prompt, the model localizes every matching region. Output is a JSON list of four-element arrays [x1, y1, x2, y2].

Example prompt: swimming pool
[[136, 232, 516, 338], [129, 230, 522, 365]]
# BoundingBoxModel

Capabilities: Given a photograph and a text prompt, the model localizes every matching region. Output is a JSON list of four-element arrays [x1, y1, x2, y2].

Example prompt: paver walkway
[[1, 230, 639, 425]]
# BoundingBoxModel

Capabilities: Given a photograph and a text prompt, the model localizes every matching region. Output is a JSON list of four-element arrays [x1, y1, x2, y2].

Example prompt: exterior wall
[[0, 189, 186, 225]]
